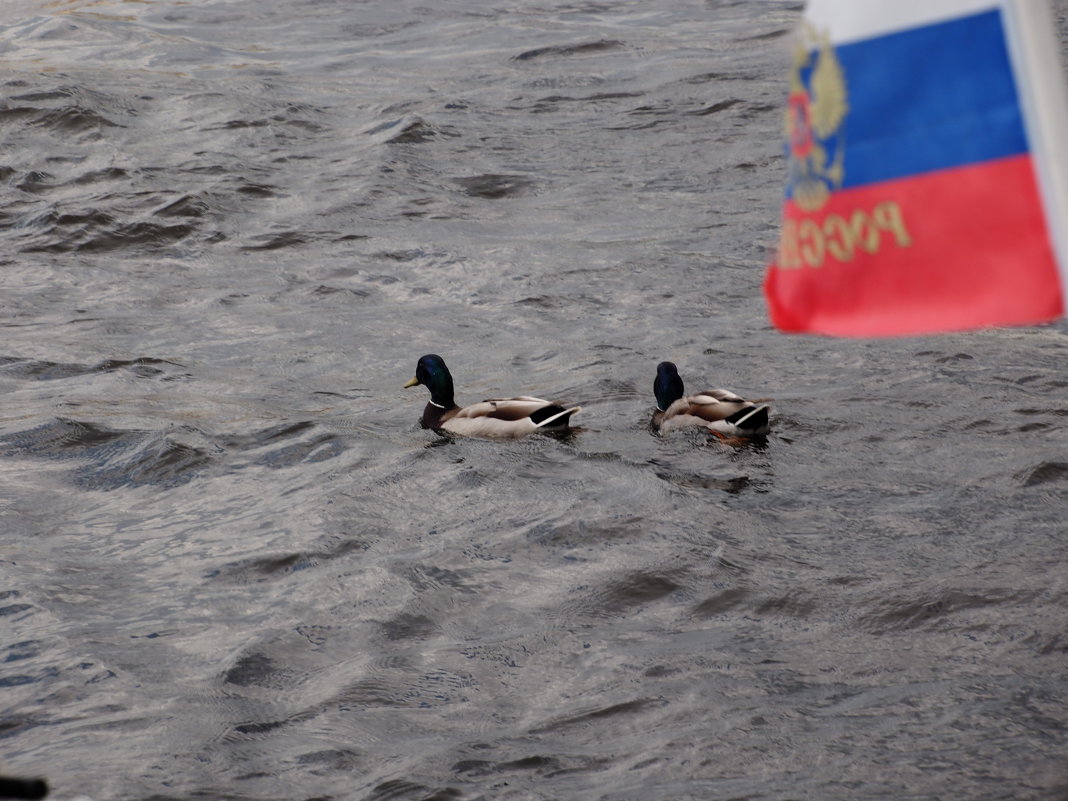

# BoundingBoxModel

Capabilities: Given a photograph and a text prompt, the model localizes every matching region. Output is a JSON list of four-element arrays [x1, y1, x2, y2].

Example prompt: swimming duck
[[652, 361, 770, 436], [404, 354, 581, 438]]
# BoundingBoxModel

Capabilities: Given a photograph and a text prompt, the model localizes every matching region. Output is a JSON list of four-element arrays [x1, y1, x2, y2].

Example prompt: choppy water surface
[[2, 1, 1067, 799]]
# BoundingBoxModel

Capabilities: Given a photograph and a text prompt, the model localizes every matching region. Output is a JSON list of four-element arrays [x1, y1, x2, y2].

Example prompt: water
[[2, 1, 1066, 799]]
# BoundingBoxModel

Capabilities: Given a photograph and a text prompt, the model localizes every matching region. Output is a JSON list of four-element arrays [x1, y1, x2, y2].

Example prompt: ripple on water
[[365, 114, 456, 144], [0, 413, 353, 489], [691, 586, 750, 617], [364, 779, 462, 801], [527, 697, 669, 739], [452, 173, 534, 199], [551, 569, 686, 621], [0, 355, 180, 381], [22, 216, 197, 254], [1017, 461, 1068, 487], [205, 537, 368, 584], [20, 419, 196, 485], [452, 752, 613, 781], [30, 104, 121, 137], [857, 588, 1034, 634], [512, 39, 628, 61], [222, 653, 293, 689], [335, 668, 475, 710]]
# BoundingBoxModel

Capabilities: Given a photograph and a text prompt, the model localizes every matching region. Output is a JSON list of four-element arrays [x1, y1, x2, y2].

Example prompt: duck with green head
[[652, 361, 770, 436], [404, 354, 581, 438]]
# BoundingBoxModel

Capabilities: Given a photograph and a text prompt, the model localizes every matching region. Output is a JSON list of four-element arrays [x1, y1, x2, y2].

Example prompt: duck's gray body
[[652, 362, 770, 436], [406, 355, 580, 439]]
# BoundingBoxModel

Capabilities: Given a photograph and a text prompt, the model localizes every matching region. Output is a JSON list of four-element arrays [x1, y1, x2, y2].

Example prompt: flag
[[763, 0, 1068, 336]]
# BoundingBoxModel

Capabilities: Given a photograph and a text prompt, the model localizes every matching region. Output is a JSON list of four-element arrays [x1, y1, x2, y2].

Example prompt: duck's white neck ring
[[655, 406, 666, 413], [428, 400, 446, 409]]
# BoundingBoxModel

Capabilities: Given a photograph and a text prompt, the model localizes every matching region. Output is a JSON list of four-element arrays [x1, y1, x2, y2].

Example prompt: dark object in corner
[[0, 776, 48, 800]]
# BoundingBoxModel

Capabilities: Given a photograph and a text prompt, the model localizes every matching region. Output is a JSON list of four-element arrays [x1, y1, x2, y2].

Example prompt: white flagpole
[[1000, 0, 1068, 302]]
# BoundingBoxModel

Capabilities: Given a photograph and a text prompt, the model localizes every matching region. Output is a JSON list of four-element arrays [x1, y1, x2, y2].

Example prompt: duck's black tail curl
[[530, 405, 582, 428], [727, 405, 769, 432]]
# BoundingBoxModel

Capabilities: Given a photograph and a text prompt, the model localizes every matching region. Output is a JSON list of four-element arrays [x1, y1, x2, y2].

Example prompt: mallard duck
[[652, 361, 770, 436], [404, 354, 581, 438]]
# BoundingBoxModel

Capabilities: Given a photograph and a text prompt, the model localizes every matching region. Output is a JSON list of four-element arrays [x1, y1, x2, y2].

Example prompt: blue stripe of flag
[[826, 8, 1029, 189]]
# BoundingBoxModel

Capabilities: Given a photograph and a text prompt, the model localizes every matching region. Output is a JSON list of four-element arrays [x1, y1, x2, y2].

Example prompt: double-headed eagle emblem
[[786, 24, 849, 211]]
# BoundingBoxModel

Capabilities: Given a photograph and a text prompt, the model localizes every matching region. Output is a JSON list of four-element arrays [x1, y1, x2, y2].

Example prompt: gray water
[[2, 1, 1066, 799]]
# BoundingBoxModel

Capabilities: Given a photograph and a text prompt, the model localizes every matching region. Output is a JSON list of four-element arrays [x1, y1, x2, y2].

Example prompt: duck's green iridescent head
[[654, 361, 685, 412], [404, 353, 456, 408]]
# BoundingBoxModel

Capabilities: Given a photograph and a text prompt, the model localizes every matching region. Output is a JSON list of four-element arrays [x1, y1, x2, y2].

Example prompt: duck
[[404, 354, 581, 438], [652, 361, 770, 437]]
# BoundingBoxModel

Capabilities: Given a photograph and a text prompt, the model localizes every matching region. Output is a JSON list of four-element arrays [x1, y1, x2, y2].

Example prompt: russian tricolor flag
[[764, 0, 1068, 336]]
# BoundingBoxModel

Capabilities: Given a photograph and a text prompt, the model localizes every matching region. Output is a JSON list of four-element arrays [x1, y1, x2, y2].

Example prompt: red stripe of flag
[[764, 154, 1064, 336]]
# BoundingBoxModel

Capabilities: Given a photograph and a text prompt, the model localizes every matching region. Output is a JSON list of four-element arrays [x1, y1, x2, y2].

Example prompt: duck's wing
[[443, 397, 580, 438], [660, 390, 770, 435], [683, 389, 754, 422], [452, 396, 547, 419]]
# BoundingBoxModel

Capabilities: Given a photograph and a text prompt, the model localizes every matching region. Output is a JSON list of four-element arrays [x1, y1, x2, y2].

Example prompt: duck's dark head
[[404, 354, 456, 408], [654, 361, 685, 412]]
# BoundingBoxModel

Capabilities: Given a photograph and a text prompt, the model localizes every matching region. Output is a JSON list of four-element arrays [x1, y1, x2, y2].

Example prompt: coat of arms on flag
[[785, 23, 847, 213]]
